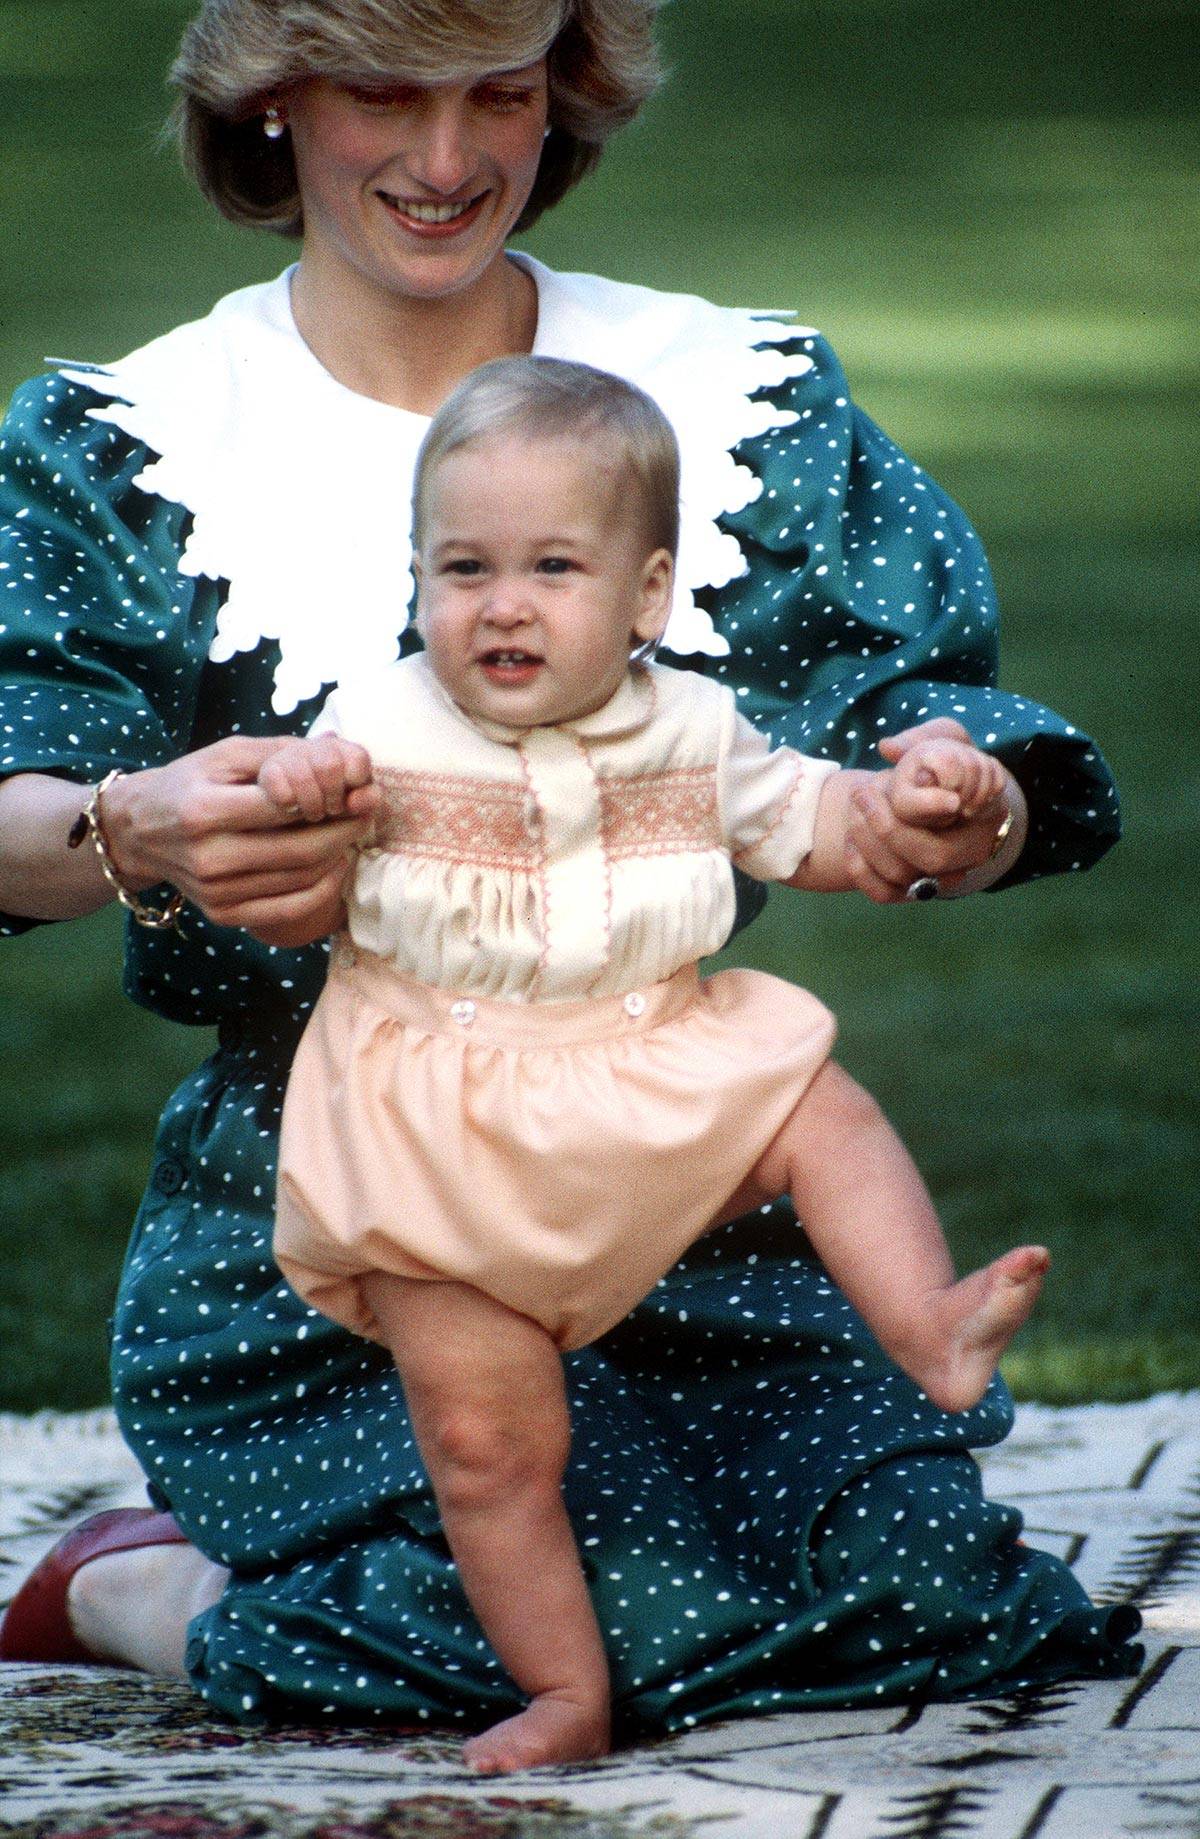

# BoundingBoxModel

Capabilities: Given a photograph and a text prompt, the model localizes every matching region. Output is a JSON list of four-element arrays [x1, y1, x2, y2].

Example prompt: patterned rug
[[2, 1395, 1198, 1839]]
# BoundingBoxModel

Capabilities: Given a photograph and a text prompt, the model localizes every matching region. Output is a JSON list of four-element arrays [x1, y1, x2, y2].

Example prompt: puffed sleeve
[[717, 693, 839, 881], [0, 372, 215, 934], [710, 332, 1119, 888]]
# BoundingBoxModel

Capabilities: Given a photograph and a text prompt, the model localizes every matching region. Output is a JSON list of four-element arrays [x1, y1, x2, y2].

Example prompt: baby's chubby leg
[[730, 1063, 1048, 1413], [361, 1273, 611, 1774]]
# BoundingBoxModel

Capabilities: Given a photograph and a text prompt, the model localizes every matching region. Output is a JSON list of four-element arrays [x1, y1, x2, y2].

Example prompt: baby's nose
[[483, 583, 534, 624]]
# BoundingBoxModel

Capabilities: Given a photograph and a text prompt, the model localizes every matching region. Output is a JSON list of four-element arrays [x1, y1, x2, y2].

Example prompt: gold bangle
[[67, 769, 185, 932], [989, 806, 1016, 859]]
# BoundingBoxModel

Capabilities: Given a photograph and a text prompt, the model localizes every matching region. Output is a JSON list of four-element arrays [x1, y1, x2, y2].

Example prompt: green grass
[[1, 0, 1197, 1410]]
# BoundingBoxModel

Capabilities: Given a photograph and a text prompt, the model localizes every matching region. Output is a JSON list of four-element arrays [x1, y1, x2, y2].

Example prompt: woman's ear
[[631, 548, 674, 648]]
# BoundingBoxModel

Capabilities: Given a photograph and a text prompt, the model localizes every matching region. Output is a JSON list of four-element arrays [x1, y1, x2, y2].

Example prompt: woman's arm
[[0, 745, 377, 944], [715, 333, 1118, 894], [0, 374, 377, 948], [0, 774, 120, 920]]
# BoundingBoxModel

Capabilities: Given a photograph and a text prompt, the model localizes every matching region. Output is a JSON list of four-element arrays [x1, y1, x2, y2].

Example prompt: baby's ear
[[632, 547, 674, 646], [411, 553, 426, 632]]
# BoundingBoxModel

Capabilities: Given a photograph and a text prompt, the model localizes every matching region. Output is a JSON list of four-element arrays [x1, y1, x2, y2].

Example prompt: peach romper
[[273, 655, 840, 1351]]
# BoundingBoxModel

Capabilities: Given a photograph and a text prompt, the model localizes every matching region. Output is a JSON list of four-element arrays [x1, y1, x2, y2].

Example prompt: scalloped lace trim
[[61, 260, 815, 715]]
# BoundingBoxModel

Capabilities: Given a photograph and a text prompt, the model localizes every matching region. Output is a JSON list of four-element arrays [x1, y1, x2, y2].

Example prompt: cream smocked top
[[313, 657, 838, 1004]]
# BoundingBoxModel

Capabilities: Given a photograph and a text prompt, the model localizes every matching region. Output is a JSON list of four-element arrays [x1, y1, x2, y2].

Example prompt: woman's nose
[[407, 94, 477, 196]]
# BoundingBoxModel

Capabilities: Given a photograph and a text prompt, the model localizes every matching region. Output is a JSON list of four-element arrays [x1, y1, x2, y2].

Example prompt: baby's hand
[[256, 734, 376, 824], [884, 738, 1006, 831]]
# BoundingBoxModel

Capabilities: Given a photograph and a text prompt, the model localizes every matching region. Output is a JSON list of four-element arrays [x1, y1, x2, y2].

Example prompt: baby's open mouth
[[477, 649, 544, 681]]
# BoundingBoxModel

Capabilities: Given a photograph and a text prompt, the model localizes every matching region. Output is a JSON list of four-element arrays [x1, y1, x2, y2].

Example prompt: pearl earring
[[264, 105, 286, 141]]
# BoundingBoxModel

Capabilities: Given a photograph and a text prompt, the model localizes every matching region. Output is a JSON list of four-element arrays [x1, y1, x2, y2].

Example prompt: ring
[[906, 875, 940, 902], [281, 803, 302, 819]]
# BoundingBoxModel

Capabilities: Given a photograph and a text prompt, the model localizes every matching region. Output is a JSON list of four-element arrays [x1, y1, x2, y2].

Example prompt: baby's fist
[[257, 734, 375, 823], [887, 739, 1005, 828]]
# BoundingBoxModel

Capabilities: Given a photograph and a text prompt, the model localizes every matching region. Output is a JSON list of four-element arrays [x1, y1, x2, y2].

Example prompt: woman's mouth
[[377, 190, 488, 237]]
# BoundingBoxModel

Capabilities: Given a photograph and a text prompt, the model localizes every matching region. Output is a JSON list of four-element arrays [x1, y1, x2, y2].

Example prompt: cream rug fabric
[[2, 1394, 1198, 1838]]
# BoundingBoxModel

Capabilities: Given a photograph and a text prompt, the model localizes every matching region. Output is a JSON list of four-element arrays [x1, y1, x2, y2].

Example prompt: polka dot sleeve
[[710, 334, 1121, 888], [0, 372, 213, 934]]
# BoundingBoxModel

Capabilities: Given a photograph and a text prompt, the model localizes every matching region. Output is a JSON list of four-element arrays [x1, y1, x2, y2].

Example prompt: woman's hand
[[101, 737, 381, 948], [845, 719, 1026, 903]]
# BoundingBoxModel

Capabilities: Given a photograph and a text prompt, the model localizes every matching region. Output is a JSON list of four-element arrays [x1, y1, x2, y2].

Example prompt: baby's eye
[[443, 557, 484, 577], [536, 555, 575, 575]]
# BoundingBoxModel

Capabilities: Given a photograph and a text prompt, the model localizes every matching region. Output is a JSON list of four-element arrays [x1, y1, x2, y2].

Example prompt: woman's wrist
[[68, 770, 185, 931], [92, 764, 162, 893], [939, 772, 1028, 897]]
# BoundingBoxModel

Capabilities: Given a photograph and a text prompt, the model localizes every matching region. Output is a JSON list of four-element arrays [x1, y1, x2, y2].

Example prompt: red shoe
[[0, 1506, 189, 1664]]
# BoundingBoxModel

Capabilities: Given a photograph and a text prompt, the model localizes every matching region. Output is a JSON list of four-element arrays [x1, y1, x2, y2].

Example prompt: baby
[[261, 357, 1048, 1775]]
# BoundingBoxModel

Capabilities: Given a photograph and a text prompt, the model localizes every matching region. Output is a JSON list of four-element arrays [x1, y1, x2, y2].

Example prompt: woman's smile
[[374, 186, 490, 237]]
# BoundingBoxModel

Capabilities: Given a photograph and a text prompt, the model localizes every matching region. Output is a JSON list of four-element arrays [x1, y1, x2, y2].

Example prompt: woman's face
[[283, 61, 549, 307]]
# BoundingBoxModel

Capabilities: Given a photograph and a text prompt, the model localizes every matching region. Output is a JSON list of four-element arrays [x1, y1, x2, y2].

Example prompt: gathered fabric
[[276, 953, 836, 1349]]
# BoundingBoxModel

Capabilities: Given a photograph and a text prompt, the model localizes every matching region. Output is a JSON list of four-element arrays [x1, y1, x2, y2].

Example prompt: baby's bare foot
[[907, 1245, 1050, 1415], [463, 1690, 611, 1776]]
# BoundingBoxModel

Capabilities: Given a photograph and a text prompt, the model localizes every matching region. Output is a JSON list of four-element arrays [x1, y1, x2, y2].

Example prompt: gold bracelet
[[67, 769, 185, 932], [989, 805, 1016, 859]]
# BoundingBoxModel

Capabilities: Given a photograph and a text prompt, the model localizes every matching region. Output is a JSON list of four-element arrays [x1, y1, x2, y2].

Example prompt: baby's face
[[414, 434, 672, 728]]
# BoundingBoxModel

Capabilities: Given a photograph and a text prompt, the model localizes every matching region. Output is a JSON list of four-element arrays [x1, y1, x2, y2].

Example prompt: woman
[[0, 0, 1140, 1743]]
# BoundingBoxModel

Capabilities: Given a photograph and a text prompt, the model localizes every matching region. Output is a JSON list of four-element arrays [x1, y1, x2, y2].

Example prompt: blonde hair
[[412, 355, 680, 558], [169, 0, 663, 235]]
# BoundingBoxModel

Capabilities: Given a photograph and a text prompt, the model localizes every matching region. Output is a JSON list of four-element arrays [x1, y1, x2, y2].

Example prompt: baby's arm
[[256, 734, 377, 825]]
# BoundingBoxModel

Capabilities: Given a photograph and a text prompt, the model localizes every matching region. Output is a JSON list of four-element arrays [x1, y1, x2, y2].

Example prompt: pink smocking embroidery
[[598, 767, 722, 860], [373, 767, 540, 871]]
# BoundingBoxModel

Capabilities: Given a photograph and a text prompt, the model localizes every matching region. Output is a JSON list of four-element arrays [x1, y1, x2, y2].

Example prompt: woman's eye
[[342, 81, 419, 109], [474, 84, 537, 113]]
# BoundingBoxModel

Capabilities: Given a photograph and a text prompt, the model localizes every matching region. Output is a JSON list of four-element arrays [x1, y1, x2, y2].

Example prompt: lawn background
[[1, 0, 1196, 1411]]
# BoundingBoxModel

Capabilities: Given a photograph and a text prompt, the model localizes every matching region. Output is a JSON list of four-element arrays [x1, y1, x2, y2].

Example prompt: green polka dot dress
[[0, 268, 1139, 1731]]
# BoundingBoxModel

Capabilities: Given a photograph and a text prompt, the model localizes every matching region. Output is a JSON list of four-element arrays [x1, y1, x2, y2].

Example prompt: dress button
[[623, 991, 646, 1018], [152, 1159, 185, 1197], [451, 999, 476, 1027]]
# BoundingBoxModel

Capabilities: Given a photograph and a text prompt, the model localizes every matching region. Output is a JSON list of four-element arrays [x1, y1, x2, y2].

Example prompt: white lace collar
[[61, 259, 815, 715]]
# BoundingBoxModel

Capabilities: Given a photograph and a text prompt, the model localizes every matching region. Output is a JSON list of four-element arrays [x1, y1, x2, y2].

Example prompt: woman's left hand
[[845, 719, 1026, 902]]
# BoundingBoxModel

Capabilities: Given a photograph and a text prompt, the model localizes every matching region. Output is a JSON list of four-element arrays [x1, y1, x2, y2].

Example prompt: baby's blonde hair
[[412, 356, 680, 558]]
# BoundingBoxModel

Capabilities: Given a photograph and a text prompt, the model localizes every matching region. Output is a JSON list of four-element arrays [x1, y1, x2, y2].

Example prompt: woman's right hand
[[101, 737, 381, 948]]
